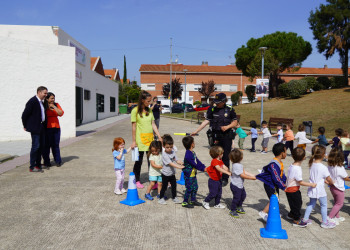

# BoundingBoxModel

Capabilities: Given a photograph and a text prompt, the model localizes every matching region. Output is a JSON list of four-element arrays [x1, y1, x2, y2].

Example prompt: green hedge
[[317, 76, 331, 89], [330, 76, 348, 89], [278, 79, 307, 98]]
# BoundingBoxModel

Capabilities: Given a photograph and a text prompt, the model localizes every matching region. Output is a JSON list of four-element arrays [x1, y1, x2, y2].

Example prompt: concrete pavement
[[0, 116, 349, 249]]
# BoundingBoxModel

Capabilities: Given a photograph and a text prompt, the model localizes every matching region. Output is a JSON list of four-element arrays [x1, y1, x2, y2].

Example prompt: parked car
[[161, 105, 170, 114], [180, 103, 194, 112], [194, 103, 210, 111], [171, 104, 184, 113]]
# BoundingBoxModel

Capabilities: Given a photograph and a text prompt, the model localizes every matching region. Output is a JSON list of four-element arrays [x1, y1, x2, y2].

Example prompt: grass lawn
[[161, 87, 350, 138]]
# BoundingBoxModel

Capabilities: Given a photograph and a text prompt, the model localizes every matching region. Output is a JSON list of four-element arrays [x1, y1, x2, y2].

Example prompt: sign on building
[[68, 40, 86, 65]]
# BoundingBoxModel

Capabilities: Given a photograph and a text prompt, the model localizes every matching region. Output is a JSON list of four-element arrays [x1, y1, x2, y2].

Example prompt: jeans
[[303, 196, 328, 223], [251, 138, 257, 151], [30, 127, 45, 169], [42, 128, 62, 165]]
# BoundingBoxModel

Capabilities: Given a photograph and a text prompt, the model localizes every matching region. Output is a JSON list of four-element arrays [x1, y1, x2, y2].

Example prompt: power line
[[91, 45, 168, 51]]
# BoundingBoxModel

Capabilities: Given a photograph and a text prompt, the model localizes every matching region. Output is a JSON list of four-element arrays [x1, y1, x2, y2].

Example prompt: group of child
[[112, 124, 350, 229]]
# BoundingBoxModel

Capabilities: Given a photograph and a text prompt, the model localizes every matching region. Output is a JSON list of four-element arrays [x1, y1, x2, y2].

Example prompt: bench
[[268, 117, 294, 133], [191, 112, 206, 124]]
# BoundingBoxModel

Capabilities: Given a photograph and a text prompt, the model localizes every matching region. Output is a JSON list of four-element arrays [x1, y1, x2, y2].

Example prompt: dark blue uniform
[[206, 105, 237, 181]]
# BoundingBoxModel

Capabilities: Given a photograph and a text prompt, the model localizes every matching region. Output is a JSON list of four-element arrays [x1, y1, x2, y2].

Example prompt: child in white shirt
[[272, 123, 283, 143], [294, 124, 312, 151], [258, 121, 271, 154]]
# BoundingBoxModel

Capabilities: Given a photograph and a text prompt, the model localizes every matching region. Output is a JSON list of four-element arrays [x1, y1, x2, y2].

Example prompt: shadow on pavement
[[76, 131, 96, 137]]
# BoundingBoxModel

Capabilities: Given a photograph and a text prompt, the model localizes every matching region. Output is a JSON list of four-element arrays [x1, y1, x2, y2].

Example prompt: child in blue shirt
[[113, 137, 131, 195], [235, 122, 248, 150], [248, 120, 258, 152], [312, 127, 329, 146]]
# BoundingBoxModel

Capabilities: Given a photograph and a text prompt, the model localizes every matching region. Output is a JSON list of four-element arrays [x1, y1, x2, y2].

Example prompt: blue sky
[[0, 0, 341, 82]]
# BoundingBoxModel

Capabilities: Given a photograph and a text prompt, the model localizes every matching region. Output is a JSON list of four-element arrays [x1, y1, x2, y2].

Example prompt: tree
[[198, 80, 216, 103], [235, 32, 312, 97], [245, 85, 256, 103], [231, 91, 243, 106], [123, 55, 127, 84], [162, 78, 183, 100], [309, 0, 350, 85], [118, 81, 141, 103]]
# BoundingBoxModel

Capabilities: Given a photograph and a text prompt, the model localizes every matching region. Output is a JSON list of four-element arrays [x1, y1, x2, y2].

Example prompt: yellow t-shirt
[[131, 107, 154, 151], [340, 138, 350, 151]]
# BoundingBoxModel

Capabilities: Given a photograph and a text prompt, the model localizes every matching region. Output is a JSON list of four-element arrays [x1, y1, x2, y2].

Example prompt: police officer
[[191, 93, 237, 186]]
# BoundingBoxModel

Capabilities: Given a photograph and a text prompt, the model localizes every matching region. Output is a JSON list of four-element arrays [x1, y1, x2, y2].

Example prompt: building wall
[[0, 36, 76, 141]]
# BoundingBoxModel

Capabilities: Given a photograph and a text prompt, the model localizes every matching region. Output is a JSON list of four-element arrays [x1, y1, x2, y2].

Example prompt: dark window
[[110, 97, 116, 112], [84, 89, 91, 100], [97, 93, 104, 112]]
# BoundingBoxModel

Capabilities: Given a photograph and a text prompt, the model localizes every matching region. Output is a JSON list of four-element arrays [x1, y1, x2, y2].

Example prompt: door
[[76, 86, 83, 126]]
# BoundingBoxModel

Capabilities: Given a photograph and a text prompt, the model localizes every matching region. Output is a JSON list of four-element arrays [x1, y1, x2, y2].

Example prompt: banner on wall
[[256, 79, 269, 97], [68, 40, 86, 65], [75, 70, 82, 82]]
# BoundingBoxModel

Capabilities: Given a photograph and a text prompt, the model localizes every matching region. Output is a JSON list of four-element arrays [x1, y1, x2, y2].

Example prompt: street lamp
[[259, 47, 267, 124], [183, 69, 188, 118]]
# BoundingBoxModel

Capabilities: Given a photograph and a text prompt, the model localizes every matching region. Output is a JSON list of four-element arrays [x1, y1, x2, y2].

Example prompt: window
[[230, 85, 237, 92], [110, 97, 116, 112], [194, 84, 201, 90], [147, 84, 155, 91], [84, 89, 91, 100], [97, 93, 104, 112], [216, 84, 222, 91]]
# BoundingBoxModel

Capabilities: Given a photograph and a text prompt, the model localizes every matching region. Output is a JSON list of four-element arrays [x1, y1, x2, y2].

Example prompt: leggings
[[303, 196, 327, 223], [329, 186, 345, 219], [251, 138, 257, 151], [285, 140, 294, 154], [160, 174, 177, 199], [115, 169, 125, 192], [132, 151, 150, 182]]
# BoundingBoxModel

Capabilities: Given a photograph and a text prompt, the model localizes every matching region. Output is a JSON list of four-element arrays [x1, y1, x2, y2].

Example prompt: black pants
[[286, 190, 302, 221], [285, 140, 294, 154], [132, 151, 150, 182], [251, 138, 257, 151], [230, 183, 246, 211], [160, 174, 177, 199], [214, 130, 233, 181]]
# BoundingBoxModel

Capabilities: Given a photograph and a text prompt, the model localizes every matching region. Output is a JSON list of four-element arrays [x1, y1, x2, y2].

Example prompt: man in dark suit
[[257, 82, 267, 94], [22, 86, 48, 172]]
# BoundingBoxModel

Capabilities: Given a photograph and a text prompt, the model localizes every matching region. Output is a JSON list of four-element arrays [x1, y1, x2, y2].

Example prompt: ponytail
[[309, 145, 326, 167]]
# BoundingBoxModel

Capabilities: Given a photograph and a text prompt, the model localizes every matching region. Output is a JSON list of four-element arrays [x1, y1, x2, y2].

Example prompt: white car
[[161, 105, 170, 114]]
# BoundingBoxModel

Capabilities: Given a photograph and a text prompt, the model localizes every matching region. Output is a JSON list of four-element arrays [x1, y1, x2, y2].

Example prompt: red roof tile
[[104, 69, 120, 81], [90, 57, 98, 70]]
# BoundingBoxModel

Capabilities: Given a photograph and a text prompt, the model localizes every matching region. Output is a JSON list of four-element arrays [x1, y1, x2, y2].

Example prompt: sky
[[0, 0, 341, 83]]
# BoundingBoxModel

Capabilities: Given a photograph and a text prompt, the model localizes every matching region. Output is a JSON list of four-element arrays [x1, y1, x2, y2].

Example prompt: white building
[[0, 25, 119, 141]]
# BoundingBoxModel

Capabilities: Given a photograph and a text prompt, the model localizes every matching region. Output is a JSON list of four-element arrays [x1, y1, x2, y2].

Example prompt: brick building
[[139, 62, 348, 104]]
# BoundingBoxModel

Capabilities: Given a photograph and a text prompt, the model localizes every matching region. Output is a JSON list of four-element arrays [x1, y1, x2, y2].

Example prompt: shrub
[[317, 76, 331, 89], [330, 76, 348, 89], [193, 101, 201, 107], [312, 81, 325, 91], [279, 80, 307, 99], [302, 76, 317, 90], [119, 95, 127, 104], [245, 85, 256, 103], [278, 82, 288, 97]]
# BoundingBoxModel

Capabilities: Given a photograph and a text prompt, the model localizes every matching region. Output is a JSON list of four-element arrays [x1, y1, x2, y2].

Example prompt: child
[[181, 136, 207, 208], [329, 128, 343, 149], [256, 143, 287, 221], [158, 135, 184, 205], [112, 137, 131, 195], [283, 123, 294, 154], [339, 131, 350, 168], [145, 141, 163, 200], [327, 147, 350, 225], [258, 120, 271, 154], [302, 145, 335, 229], [202, 146, 231, 210], [312, 127, 328, 147], [235, 122, 248, 150], [285, 147, 316, 227], [228, 149, 256, 218], [271, 123, 283, 143], [294, 124, 312, 150], [248, 120, 258, 152]]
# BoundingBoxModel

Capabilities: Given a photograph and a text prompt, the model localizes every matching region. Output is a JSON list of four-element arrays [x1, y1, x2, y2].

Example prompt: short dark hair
[[182, 136, 194, 150], [261, 120, 267, 125], [209, 146, 224, 159], [335, 128, 343, 137], [272, 143, 286, 157], [229, 149, 243, 163], [162, 135, 174, 147], [292, 147, 305, 162], [318, 126, 325, 135], [250, 120, 257, 128], [37, 86, 47, 93], [298, 124, 305, 132]]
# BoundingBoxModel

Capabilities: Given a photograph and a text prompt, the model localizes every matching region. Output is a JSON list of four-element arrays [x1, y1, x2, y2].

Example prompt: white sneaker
[[114, 189, 122, 195], [259, 211, 268, 222], [202, 201, 210, 210], [158, 198, 167, 205], [121, 188, 127, 194], [214, 203, 226, 209], [173, 197, 181, 204], [328, 217, 339, 225], [321, 220, 336, 229], [337, 217, 345, 222]]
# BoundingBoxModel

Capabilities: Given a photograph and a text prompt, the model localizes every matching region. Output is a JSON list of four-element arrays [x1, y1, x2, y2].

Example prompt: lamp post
[[259, 47, 267, 124], [183, 69, 188, 118]]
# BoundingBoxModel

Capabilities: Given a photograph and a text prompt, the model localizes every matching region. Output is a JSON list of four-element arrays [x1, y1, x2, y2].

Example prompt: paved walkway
[[0, 117, 349, 249]]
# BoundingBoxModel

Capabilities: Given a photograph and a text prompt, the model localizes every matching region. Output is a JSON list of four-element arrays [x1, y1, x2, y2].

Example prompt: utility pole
[[259, 47, 267, 124], [169, 38, 172, 113]]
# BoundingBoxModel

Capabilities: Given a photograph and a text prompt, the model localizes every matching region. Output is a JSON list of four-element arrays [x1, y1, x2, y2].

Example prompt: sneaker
[[214, 203, 226, 209], [145, 193, 154, 201], [158, 198, 167, 205], [152, 183, 158, 190], [236, 207, 245, 214], [222, 179, 228, 187], [327, 217, 339, 226], [182, 202, 194, 208], [56, 162, 62, 167], [229, 210, 239, 218], [42, 165, 51, 170], [136, 181, 144, 189], [259, 211, 268, 222], [250, 149, 256, 152], [189, 200, 202, 206], [173, 197, 182, 204], [292, 220, 307, 228], [29, 167, 44, 173], [337, 217, 345, 222], [121, 188, 127, 194], [321, 220, 336, 229], [202, 201, 210, 210], [157, 194, 160, 199], [286, 215, 293, 220], [157, 195, 167, 200], [302, 219, 313, 225], [261, 151, 268, 154], [114, 189, 122, 195]]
